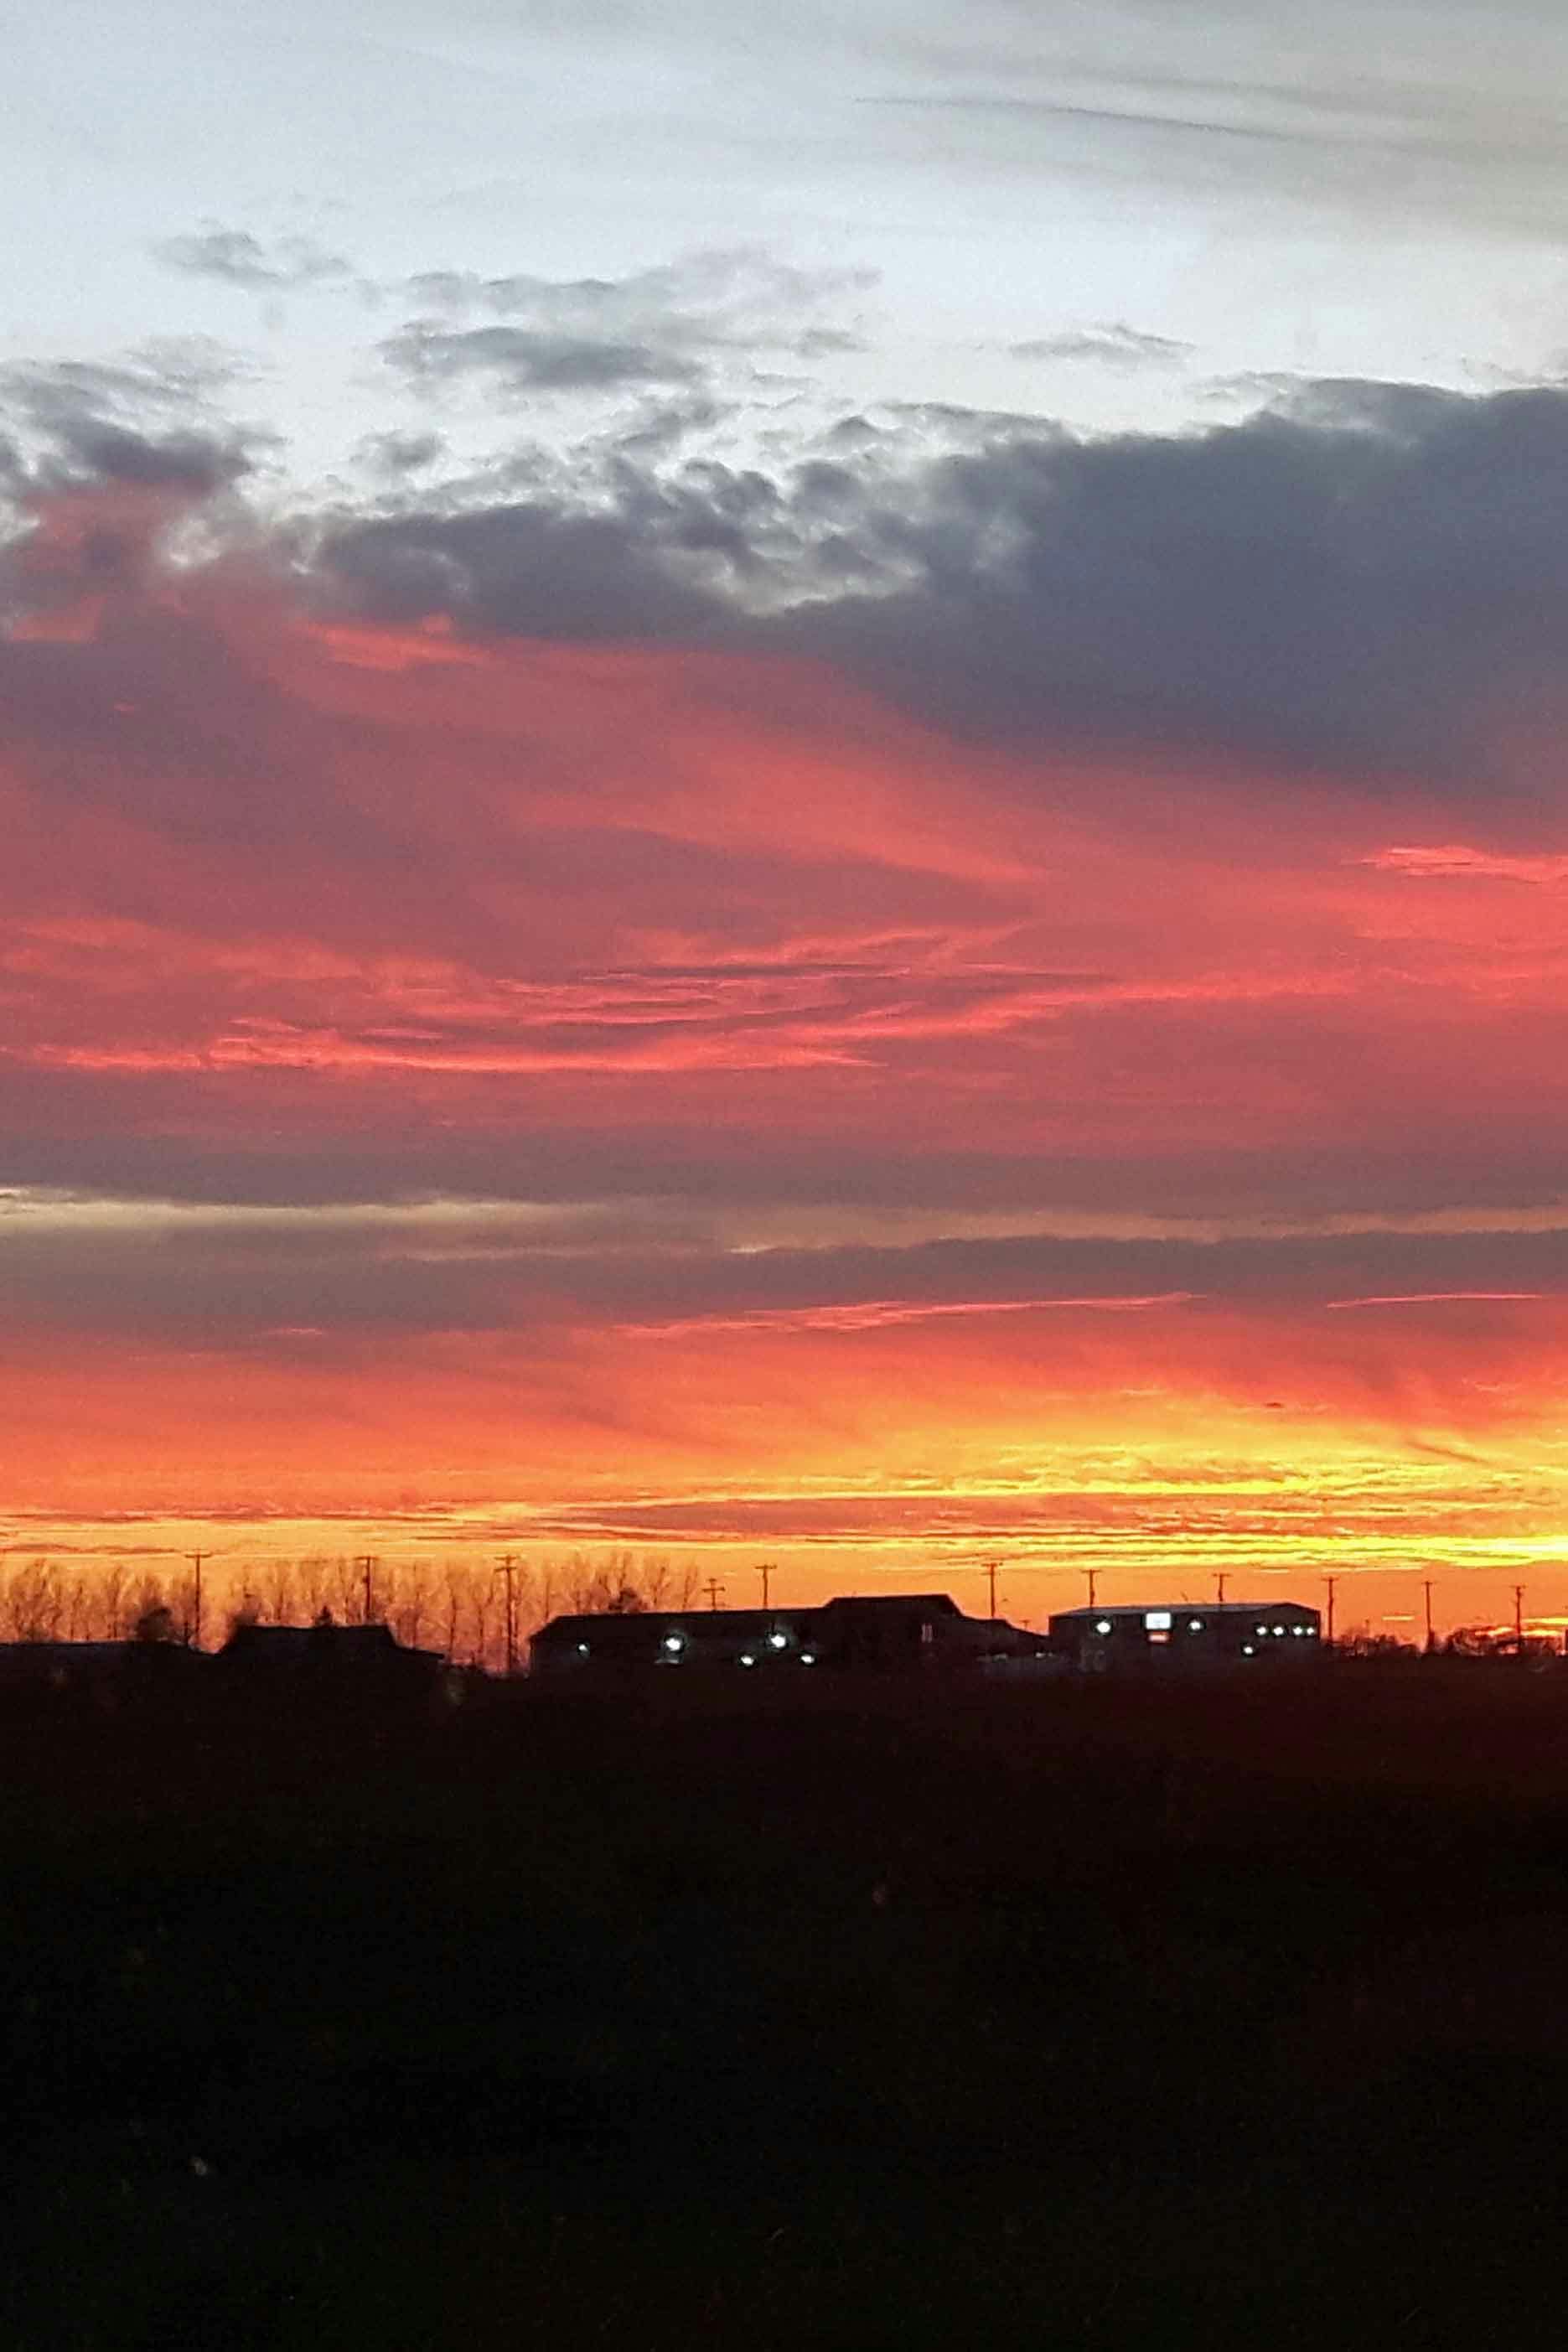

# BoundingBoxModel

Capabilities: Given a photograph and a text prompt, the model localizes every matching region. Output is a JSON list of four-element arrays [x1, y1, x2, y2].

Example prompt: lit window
[[1145, 1611, 1172, 1631], [1094, 1619, 1112, 1636]]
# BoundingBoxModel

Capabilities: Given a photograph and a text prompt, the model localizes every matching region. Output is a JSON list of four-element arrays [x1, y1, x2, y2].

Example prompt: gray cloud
[[153, 226, 353, 290], [1011, 324, 1190, 370], [3, 1193, 1565, 1343], [382, 323, 708, 396], [316, 495, 724, 637], [382, 246, 874, 410], [767, 381, 1568, 805], [306, 376, 1568, 811], [0, 354, 258, 499], [354, 427, 447, 478]]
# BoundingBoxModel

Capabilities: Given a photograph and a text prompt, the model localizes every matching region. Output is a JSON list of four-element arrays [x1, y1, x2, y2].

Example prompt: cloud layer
[[5, 341, 1568, 1599]]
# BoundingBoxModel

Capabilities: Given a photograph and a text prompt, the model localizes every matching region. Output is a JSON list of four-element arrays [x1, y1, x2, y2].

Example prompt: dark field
[[6, 1665, 1568, 2349]]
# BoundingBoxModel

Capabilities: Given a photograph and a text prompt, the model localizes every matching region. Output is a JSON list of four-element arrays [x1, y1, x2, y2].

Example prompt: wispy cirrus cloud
[[1010, 323, 1191, 370]]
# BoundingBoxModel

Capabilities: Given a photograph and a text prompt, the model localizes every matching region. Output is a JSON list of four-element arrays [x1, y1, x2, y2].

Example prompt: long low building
[[1048, 1601, 1322, 1670], [530, 1593, 1046, 1676]]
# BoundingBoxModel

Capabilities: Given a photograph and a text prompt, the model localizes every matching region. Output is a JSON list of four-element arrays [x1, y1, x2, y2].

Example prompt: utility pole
[[985, 1558, 1001, 1618], [1324, 1575, 1338, 1649], [494, 1554, 521, 1676], [1422, 1578, 1436, 1654], [1514, 1583, 1526, 1660], [1083, 1567, 1099, 1610], [757, 1562, 776, 1610], [355, 1554, 378, 1625], [184, 1551, 210, 1650], [1215, 1572, 1228, 1607], [704, 1577, 725, 1612]]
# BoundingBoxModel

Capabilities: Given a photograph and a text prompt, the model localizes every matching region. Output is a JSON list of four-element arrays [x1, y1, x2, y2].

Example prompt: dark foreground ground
[[6, 1662, 1568, 2349]]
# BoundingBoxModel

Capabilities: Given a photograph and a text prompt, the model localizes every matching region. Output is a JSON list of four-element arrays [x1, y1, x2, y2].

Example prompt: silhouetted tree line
[[0, 1548, 698, 1671]]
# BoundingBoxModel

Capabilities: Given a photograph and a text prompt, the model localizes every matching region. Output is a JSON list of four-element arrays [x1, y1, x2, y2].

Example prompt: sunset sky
[[5, 0, 1568, 1634]]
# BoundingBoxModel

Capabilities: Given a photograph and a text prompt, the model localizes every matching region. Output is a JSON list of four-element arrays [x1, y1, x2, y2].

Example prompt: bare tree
[[466, 1576, 494, 1671], [259, 1559, 296, 1624], [65, 1572, 93, 1645], [5, 1559, 65, 1644], [393, 1559, 432, 1650], [441, 1563, 464, 1661], [331, 1556, 364, 1624], [297, 1556, 330, 1620], [98, 1562, 130, 1641]]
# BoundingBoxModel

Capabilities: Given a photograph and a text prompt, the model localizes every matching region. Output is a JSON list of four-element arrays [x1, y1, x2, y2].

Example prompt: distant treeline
[[0, 1549, 700, 1671]]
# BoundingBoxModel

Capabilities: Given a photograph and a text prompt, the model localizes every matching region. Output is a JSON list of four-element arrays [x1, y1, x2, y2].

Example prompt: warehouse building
[[1048, 1601, 1322, 1671]]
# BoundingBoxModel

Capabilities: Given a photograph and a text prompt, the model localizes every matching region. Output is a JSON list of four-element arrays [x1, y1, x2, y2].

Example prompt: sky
[[4, 0, 1568, 1635]]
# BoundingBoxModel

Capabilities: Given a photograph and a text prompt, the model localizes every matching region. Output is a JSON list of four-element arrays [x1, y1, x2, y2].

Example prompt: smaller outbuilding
[[215, 1619, 448, 1700], [1048, 1601, 1322, 1671]]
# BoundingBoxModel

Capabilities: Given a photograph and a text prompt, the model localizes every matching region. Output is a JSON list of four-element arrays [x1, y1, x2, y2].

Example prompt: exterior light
[[1094, 1619, 1112, 1635], [800, 1652, 815, 1666], [577, 1643, 590, 1656], [1242, 1644, 1255, 1656], [1188, 1619, 1204, 1633], [739, 1652, 756, 1667], [1272, 1626, 1285, 1638], [1255, 1624, 1268, 1636], [662, 1634, 685, 1653], [768, 1631, 788, 1650]]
